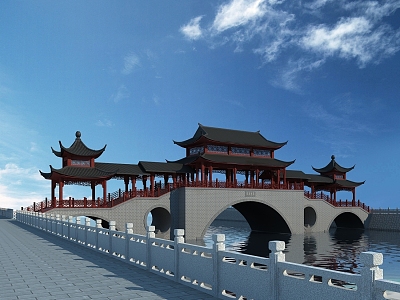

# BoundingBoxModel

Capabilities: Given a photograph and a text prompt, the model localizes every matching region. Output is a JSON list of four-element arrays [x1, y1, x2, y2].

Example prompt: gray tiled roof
[[169, 153, 294, 168], [52, 131, 106, 158], [49, 166, 116, 179], [174, 124, 287, 149], [312, 155, 354, 174], [95, 162, 146, 176], [138, 161, 195, 174]]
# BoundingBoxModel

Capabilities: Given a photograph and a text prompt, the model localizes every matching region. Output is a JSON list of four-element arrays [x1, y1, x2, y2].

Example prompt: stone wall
[[0, 208, 13, 219], [365, 210, 400, 232]]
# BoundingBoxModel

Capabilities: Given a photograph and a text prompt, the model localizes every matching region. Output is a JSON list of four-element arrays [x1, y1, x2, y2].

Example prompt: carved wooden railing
[[27, 180, 368, 212], [304, 191, 370, 212]]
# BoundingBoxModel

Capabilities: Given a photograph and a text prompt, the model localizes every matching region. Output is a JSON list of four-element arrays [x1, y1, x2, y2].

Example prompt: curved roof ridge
[[55, 131, 106, 158], [174, 124, 287, 149], [312, 155, 355, 174]]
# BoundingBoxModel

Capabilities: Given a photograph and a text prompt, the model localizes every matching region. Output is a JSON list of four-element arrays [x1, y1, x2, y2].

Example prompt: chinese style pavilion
[[170, 124, 295, 187], [276, 155, 365, 202], [309, 155, 364, 201], [39, 124, 364, 208]]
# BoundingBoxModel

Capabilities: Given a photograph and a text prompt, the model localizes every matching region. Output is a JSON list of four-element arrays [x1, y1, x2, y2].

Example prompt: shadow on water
[[236, 231, 291, 257], [203, 225, 376, 274]]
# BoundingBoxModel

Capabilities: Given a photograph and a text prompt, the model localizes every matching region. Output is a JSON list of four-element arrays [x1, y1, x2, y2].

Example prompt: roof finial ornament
[[331, 155, 335, 160], [76, 131, 81, 139]]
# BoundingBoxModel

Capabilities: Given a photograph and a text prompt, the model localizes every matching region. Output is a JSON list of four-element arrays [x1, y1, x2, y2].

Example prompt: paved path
[[0, 217, 217, 300]]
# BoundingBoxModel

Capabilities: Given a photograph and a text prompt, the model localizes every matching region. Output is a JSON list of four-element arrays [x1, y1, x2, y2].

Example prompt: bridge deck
[[0, 217, 216, 300]]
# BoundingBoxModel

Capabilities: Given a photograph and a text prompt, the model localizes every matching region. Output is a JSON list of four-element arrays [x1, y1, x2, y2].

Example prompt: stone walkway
[[0, 217, 217, 300]]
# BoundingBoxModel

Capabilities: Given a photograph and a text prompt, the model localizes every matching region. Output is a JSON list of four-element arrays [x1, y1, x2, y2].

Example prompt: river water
[[200, 223, 400, 283]]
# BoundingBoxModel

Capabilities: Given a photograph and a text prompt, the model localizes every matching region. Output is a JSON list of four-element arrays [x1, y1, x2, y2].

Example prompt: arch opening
[[146, 207, 171, 233], [86, 216, 109, 229], [304, 206, 316, 228], [331, 212, 364, 229], [233, 201, 291, 234]]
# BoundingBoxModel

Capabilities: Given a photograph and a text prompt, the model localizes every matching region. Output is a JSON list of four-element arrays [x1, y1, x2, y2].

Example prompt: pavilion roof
[[173, 124, 287, 149], [169, 153, 295, 169], [306, 174, 365, 188], [138, 161, 195, 174], [312, 155, 354, 174], [52, 131, 106, 158], [95, 162, 146, 176], [40, 165, 116, 180], [281, 170, 364, 188]]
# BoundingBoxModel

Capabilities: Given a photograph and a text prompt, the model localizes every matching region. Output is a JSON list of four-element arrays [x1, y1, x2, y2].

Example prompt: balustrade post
[[174, 229, 185, 282], [360, 252, 383, 300], [55, 214, 61, 235], [212, 234, 225, 297], [84, 217, 91, 246], [126, 223, 133, 261], [146, 226, 155, 271], [68, 216, 74, 241], [269, 241, 286, 300], [61, 215, 67, 238]]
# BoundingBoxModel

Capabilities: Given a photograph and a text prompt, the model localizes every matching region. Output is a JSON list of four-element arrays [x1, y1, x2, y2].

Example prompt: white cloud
[[180, 16, 204, 40], [304, 0, 334, 10], [300, 17, 398, 66], [271, 58, 325, 92], [211, 0, 267, 33], [0, 163, 47, 210], [122, 53, 140, 75], [344, 0, 400, 21], [181, 0, 400, 85], [110, 85, 130, 103], [95, 119, 114, 127]]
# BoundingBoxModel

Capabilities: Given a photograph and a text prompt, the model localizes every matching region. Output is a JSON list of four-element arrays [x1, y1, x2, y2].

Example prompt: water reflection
[[202, 225, 400, 282]]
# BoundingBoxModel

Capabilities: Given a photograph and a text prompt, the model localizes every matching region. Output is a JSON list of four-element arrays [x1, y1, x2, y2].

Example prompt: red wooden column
[[58, 181, 64, 207], [51, 181, 56, 204], [352, 187, 356, 202], [150, 174, 155, 197], [277, 170, 281, 188], [91, 182, 96, 200], [102, 180, 107, 203], [131, 176, 137, 193], [233, 168, 237, 186], [172, 174, 177, 188], [164, 174, 169, 186], [201, 163, 205, 186], [283, 169, 287, 185], [142, 176, 147, 190], [255, 169, 259, 188], [209, 166, 213, 185], [124, 176, 129, 193]]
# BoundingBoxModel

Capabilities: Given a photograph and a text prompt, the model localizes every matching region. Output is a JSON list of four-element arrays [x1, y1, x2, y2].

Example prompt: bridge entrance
[[232, 202, 291, 234]]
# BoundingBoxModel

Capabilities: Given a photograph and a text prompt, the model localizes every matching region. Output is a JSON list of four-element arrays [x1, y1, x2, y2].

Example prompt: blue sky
[[0, 0, 399, 210]]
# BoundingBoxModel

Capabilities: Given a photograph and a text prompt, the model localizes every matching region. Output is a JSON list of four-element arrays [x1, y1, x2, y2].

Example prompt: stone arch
[[200, 199, 292, 238], [304, 206, 317, 228], [330, 212, 364, 229], [145, 205, 171, 234]]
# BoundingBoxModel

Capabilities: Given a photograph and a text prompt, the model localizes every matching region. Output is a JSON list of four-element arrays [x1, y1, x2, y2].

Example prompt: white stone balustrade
[[15, 210, 400, 300]]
